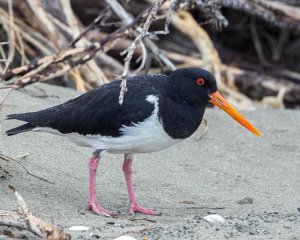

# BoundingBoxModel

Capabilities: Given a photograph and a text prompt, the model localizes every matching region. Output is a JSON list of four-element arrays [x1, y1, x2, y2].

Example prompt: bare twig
[[107, 0, 176, 73], [250, 17, 270, 67], [0, 0, 14, 130], [26, 0, 66, 46], [261, 87, 287, 109], [133, 40, 148, 74], [0, 153, 10, 162], [12, 152, 30, 160], [53, 0, 109, 87], [116, 0, 164, 104], [194, 0, 228, 30], [0, 153, 54, 184], [0, 86, 13, 89], [64, 11, 106, 49], [150, 0, 180, 35], [0, 88, 13, 105], [172, 10, 254, 110], [5, 12, 145, 88], [219, 0, 300, 30], [0, 186, 71, 240], [0, 0, 14, 81]]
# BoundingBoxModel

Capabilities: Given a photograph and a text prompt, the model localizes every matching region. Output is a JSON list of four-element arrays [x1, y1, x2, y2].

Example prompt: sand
[[1, 83, 300, 239]]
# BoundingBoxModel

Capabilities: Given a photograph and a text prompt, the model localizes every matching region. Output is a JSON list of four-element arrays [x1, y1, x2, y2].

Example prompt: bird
[[6, 68, 261, 216]]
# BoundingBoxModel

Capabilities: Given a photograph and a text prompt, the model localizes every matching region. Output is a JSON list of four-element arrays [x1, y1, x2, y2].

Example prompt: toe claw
[[88, 201, 117, 216], [129, 205, 157, 215]]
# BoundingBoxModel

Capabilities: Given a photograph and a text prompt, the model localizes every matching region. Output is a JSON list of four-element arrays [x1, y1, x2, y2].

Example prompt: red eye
[[196, 78, 205, 86]]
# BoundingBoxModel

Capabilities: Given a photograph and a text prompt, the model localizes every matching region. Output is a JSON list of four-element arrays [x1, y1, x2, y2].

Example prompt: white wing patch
[[34, 95, 181, 154]]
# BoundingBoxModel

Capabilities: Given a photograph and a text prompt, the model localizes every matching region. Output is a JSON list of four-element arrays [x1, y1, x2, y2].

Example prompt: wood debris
[[0, 0, 298, 108], [0, 186, 70, 240]]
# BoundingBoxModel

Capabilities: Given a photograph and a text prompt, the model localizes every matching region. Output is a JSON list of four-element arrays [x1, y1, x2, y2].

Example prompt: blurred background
[[0, 0, 299, 109]]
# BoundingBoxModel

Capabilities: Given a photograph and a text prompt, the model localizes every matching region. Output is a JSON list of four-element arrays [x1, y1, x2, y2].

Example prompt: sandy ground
[[0, 83, 300, 240]]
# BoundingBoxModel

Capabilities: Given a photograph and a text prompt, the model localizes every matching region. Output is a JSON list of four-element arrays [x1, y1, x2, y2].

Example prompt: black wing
[[7, 75, 166, 137]]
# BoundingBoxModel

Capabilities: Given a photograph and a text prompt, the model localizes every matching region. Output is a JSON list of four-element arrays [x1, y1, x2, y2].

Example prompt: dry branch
[[0, 0, 299, 107], [3, 11, 145, 88], [147, 48, 300, 108], [57, 0, 109, 89], [172, 10, 253, 109], [193, 0, 228, 30], [1, 1, 119, 89], [0, 186, 70, 240], [118, 0, 164, 104], [218, 0, 300, 30], [107, 0, 176, 70]]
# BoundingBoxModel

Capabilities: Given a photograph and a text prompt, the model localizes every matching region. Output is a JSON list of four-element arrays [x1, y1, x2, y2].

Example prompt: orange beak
[[209, 91, 261, 137]]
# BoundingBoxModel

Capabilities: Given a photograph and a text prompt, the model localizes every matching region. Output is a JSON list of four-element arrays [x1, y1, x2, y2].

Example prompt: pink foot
[[129, 204, 157, 215], [123, 155, 158, 215], [88, 152, 117, 217], [88, 201, 117, 216]]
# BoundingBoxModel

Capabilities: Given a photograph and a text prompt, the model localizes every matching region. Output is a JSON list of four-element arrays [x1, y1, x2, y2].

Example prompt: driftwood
[[171, 10, 254, 109], [3, 10, 146, 89], [218, 0, 300, 30], [0, 154, 10, 178], [161, 51, 300, 108], [0, 186, 70, 240], [0, 157, 10, 178], [107, 0, 169, 104], [0, 0, 299, 107]]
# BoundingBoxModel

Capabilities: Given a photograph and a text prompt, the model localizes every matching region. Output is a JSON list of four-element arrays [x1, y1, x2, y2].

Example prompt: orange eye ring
[[196, 78, 205, 86]]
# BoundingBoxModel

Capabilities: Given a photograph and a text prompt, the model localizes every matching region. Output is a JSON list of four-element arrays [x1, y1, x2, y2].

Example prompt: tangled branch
[[118, 0, 164, 104], [0, 186, 70, 240]]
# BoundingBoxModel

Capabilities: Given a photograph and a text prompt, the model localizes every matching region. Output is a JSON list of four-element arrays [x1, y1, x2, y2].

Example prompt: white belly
[[65, 117, 180, 154], [34, 95, 181, 154]]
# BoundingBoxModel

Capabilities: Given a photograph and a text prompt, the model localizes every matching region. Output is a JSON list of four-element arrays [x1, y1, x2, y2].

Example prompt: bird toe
[[88, 201, 118, 216], [129, 205, 157, 215]]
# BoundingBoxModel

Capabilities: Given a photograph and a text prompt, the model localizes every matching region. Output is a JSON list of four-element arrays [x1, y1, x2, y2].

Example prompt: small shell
[[113, 236, 137, 240], [203, 214, 226, 224], [68, 226, 90, 231]]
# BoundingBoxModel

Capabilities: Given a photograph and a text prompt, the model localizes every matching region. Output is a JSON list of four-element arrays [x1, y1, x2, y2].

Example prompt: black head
[[168, 68, 217, 105], [168, 67, 262, 137]]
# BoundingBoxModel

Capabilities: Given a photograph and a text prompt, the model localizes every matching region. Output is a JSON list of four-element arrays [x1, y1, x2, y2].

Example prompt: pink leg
[[87, 151, 117, 216], [123, 154, 156, 215]]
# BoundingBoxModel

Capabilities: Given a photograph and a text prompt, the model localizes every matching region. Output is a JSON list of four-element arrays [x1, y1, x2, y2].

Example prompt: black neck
[[158, 82, 206, 139]]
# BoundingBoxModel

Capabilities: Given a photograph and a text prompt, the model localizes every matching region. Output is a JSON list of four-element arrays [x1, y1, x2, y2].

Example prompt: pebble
[[237, 197, 254, 204], [106, 222, 115, 225]]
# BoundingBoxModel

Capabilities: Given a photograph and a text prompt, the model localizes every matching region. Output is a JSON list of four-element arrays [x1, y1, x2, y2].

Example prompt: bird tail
[[6, 123, 35, 136], [6, 113, 35, 136]]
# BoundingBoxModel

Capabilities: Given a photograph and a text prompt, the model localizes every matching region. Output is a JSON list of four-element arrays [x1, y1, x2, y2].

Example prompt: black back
[[7, 68, 218, 139], [7, 75, 166, 137]]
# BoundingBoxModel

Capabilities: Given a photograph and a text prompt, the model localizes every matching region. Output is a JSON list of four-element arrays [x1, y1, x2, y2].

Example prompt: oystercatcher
[[6, 68, 261, 216]]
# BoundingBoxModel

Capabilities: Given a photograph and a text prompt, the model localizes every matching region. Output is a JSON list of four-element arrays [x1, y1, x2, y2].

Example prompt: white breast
[[35, 95, 181, 154]]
